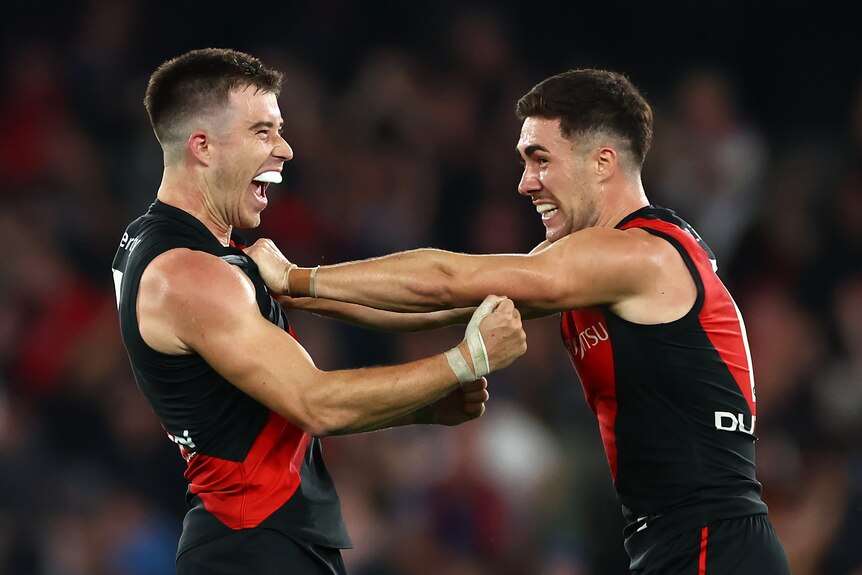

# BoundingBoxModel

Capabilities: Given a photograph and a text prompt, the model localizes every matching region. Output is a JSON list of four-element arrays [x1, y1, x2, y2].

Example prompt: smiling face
[[206, 86, 292, 229], [517, 116, 599, 243]]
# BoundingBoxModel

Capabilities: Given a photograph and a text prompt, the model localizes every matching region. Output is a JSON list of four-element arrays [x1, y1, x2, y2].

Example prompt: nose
[[517, 166, 541, 196], [273, 133, 294, 161]]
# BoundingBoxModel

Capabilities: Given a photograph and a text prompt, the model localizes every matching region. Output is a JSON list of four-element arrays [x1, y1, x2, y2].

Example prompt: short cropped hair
[[516, 69, 653, 167], [144, 48, 283, 147]]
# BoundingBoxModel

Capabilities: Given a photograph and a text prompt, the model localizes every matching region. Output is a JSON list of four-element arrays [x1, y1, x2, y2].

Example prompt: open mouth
[[253, 171, 282, 184], [251, 171, 282, 202], [536, 203, 558, 220]]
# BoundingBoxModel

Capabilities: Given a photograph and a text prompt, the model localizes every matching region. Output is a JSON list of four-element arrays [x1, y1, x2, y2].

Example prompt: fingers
[[458, 377, 488, 392], [461, 403, 486, 417], [460, 388, 490, 403], [490, 297, 516, 315], [479, 293, 505, 309], [244, 237, 272, 253], [459, 377, 489, 403], [467, 296, 502, 331]]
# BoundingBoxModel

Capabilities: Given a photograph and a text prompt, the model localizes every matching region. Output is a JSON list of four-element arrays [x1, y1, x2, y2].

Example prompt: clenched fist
[[244, 238, 294, 295]]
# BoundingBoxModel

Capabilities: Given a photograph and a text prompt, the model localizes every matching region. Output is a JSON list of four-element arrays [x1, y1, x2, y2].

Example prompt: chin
[[545, 227, 566, 244], [236, 213, 263, 229]]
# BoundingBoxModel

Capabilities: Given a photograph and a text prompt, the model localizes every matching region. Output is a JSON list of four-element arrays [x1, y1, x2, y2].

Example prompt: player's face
[[210, 87, 292, 229], [516, 117, 598, 243]]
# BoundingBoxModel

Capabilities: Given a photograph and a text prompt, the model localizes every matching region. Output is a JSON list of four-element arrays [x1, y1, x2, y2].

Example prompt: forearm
[[341, 405, 434, 435], [288, 249, 497, 311], [281, 296, 475, 332], [305, 350, 462, 436]]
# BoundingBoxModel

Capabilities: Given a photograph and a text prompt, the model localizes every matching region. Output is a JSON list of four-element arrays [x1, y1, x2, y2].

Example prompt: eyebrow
[[520, 144, 550, 157], [249, 120, 283, 131]]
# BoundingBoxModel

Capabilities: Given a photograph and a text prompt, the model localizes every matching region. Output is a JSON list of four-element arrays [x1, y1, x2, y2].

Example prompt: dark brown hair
[[516, 69, 653, 166], [144, 48, 283, 145]]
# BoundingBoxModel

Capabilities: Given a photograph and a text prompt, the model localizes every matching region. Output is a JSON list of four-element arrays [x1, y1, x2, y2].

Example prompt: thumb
[[466, 294, 502, 334], [242, 237, 266, 254]]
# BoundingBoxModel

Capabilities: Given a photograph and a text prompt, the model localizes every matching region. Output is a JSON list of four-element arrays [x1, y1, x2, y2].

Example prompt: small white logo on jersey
[[714, 411, 756, 435], [167, 429, 197, 461], [119, 232, 141, 252], [575, 322, 609, 359]]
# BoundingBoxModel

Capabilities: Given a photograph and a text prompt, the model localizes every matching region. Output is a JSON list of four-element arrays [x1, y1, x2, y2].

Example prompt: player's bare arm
[[247, 227, 696, 324], [138, 249, 526, 436], [278, 296, 476, 333], [268, 298, 486, 429]]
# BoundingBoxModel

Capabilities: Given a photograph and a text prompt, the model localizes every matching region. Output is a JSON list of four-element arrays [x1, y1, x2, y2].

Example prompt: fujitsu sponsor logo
[[568, 321, 609, 359]]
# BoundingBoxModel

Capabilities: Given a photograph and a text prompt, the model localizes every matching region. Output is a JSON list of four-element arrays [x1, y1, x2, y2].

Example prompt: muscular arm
[[138, 249, 521, 437], [282, 228, 666, 317], [279, 296, 475, 332]]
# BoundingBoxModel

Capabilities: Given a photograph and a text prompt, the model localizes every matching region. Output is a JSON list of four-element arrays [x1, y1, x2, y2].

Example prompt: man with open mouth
[[248, 69, 791, 575], [111, 48, 527, 575]]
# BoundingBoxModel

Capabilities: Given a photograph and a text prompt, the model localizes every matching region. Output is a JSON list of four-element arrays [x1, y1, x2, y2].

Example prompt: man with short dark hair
[[248, 69, 791, 574], [111, 48, 527, 575]]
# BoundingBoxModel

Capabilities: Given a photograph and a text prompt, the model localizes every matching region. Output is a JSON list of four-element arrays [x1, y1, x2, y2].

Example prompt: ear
[[187, 130, 212, 166], [595, 146, 618, 182]]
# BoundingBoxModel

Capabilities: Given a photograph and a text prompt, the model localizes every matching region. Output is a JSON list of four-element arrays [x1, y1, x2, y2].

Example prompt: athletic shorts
[[629, 514, 790, 575], [177, 529, 347, 575]]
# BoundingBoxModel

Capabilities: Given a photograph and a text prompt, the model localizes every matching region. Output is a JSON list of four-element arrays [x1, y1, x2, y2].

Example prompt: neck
[[157, 167, 232, 246], [595, 174, 649, 229]]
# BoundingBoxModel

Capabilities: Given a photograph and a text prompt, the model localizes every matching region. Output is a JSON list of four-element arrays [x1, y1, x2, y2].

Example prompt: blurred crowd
[[1, 2, 860, 574]]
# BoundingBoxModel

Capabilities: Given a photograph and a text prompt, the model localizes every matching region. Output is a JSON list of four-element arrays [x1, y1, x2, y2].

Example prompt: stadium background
[[1, 1, 860, 573]]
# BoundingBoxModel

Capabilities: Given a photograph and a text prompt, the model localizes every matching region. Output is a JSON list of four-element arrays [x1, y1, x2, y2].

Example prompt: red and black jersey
[[111, 200, 350, 557], [560, 206, 766, 554]]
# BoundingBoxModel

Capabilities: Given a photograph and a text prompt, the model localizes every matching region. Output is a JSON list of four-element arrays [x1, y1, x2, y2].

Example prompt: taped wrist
[[309, 265, 319, 298], [445, 347, 475, 386], [466, 329, 490, 378], [462, 297, 496, 378], [446, 297, 497, 385], [285, 264, 298, 296]]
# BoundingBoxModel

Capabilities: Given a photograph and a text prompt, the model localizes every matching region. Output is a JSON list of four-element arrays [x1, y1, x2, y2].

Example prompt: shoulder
[[511, 227, 678, 311], [622, 227, 686, 268], [545, 226, 671, 270], [138, 248, 258, 352], [145, 248, 255, 307], [605, 228, 699, 322]]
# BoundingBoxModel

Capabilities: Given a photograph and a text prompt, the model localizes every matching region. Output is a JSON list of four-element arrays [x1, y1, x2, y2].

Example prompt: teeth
[[253, 171, 282, 184], [535, 204, 556, 214]]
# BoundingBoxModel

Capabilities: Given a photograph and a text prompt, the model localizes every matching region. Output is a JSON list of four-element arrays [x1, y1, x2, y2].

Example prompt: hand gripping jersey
[[560, 206, 766, 557], [111, 201, 350, 557]]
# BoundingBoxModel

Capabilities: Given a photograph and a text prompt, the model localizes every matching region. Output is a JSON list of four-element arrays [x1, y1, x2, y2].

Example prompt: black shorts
[[630, 514, 790, 575], [177, 529, 347, 575]]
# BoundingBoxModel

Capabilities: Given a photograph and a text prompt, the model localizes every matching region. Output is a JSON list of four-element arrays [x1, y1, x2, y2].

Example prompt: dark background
[[1, 1, 860, 574]]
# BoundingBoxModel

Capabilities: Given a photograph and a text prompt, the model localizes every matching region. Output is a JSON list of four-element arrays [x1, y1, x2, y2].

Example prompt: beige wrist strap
[[309, 266, 320, 298], [466, 330, 490, 378], [445, 347, 475, 387], [445, 296, 499, 385], [463, 297, 497, 378], [285, 264, 298, 296]]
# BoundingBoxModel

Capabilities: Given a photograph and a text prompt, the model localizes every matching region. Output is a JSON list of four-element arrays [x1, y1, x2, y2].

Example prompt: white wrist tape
[[445, 347, 475, 386], [445, 297, 499, 385], [466, 330, 490, 378], [460, 296, 499, 379], [309, 266, 320, 298]]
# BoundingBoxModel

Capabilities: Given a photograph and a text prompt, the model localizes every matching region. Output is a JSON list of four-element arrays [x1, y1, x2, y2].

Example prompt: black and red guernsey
[[560, 206, 766, 553], [111, 200, 350, 558]]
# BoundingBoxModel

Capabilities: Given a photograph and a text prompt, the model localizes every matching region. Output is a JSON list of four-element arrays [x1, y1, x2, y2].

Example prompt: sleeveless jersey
[[111, 200, 350, 556], [560, 206, 767, 550]]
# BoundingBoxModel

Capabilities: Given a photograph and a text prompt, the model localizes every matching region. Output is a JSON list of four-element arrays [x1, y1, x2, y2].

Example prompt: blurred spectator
[[650, 68, 767, 266]]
